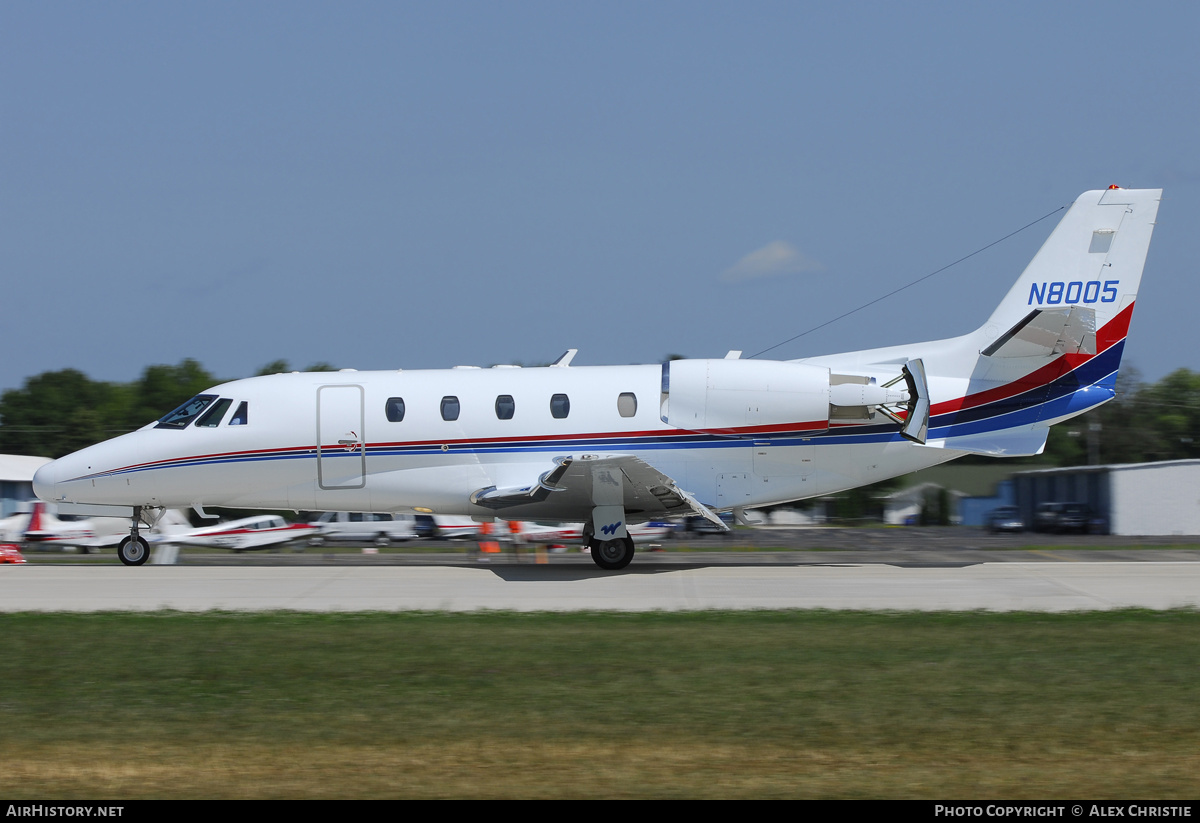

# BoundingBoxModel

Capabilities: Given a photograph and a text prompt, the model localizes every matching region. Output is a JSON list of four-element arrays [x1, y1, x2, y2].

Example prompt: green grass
[[2, 610, 1198, 798]]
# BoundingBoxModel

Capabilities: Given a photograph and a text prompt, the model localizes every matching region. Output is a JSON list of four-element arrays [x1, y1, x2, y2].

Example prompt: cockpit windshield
[[156, 394, 217, 429]]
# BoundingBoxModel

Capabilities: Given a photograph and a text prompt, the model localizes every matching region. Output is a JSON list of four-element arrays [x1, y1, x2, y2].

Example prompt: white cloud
[[720, 240, 824, 283]]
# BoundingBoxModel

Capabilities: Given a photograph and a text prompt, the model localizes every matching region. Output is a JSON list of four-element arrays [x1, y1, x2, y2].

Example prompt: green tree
[[0, 369, 133, 458], [256, 359, 291, 376], [256, 360, 337, 375]]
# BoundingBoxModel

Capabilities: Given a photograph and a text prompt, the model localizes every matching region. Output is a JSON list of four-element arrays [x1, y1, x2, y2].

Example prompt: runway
[[4, 560, 1200, 612]]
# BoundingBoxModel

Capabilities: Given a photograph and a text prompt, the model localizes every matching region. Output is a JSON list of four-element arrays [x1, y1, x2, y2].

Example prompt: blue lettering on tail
[[1028, 280, 1120, 305]]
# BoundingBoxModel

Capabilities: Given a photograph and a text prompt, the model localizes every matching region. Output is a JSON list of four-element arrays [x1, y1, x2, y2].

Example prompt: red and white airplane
[[152, 514, 318, 552], [33, 187, 1161, 569]]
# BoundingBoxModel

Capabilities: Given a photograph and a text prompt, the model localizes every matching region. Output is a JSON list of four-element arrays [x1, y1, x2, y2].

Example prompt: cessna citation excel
[[34, 187, 1161, 569]]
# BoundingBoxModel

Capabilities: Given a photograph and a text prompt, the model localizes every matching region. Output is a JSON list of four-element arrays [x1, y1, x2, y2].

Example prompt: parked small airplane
[[152, 514, 319, 552], [0, 501, 189, 552], [33, 187, 1161, 569], [10, 501, 95, 547]]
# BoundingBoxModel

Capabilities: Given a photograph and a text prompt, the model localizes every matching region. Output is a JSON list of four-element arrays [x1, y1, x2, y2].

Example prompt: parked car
[[412, 514, 438, 539], [1033, 502, 1101, 534], [986, 506, 1024, 533], [681, 513, 735, 534], [308, 512, 419, 545]]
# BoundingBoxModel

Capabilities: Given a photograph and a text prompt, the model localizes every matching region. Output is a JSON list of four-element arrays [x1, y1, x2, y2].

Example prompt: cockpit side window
[[156, 395, 217, 429], [196, 398, 233, 428], [229, 401, 249, 426]]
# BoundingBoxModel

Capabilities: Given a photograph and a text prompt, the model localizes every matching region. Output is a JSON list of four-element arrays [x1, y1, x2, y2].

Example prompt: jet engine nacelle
[[662, 359, 833, 433]]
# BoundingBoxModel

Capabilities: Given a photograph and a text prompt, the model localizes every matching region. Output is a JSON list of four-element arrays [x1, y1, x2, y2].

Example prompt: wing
[[468, 454, 729, 530]]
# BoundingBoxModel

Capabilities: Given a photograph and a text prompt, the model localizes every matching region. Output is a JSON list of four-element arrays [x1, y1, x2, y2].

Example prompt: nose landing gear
[[116, 506, 161, 566]]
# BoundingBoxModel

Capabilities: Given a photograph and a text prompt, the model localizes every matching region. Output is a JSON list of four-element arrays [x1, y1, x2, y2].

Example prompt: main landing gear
[[583, 520, 635, 571], [589, 535, 635, 570]]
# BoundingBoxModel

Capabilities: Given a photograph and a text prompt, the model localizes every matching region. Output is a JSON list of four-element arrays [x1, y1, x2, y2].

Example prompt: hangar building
[[1011, 460, 1200, 536]]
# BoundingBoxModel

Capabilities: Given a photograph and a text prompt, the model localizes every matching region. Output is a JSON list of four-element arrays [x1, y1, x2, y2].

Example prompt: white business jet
[[33, 187, 1161, 569]]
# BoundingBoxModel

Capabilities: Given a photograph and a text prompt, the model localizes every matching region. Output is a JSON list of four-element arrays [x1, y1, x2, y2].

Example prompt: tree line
[[1039, 367, 1200, 466], [1, 359, 1197, 465], [0, 359, 333, 458]]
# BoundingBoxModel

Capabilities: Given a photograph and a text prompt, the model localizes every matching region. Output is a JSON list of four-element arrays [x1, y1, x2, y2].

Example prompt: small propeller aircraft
[[151, 514, 318, 552], [34, 187, 1161, 569]]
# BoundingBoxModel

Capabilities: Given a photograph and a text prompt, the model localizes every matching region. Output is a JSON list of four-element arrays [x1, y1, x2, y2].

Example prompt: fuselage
[[32, 360, 958, 520]]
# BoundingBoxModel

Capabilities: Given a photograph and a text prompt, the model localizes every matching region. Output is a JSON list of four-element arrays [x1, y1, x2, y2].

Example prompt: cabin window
[[229, 401, 249, 426], [617, 392, 637, 418], [550, 393, 570, 419], [195, 398, 233, 428], [385, 397, 406, 422], [441, 396, 460, 421], [495, 395, 515, 420], [156, 395, 217, 429]]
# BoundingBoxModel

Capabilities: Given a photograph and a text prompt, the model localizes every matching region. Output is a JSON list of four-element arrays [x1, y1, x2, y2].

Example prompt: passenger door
[[317, 385, 366, 490]]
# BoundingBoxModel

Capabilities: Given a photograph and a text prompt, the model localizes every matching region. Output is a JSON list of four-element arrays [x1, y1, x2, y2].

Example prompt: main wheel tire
[[590, 536, 634, 570], [117, 535, 150, 566]]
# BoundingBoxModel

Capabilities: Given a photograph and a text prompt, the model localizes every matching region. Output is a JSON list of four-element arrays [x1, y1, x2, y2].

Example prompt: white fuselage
[[32, 361, 956, 521]]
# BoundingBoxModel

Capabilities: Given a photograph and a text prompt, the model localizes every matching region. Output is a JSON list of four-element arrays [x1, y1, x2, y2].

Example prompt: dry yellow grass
[[7, 740, 1199, 798]]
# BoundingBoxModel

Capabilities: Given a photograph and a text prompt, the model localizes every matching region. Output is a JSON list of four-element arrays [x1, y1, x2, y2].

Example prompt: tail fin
[[25, 501, 45, 536], [982, 187, 1161, 357], [929, 187, 1162, 455]]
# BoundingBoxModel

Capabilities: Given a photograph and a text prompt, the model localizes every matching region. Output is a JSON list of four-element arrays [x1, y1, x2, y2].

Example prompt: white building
[[0, 454, 52, 518], [1013, 460, 1200, 536]]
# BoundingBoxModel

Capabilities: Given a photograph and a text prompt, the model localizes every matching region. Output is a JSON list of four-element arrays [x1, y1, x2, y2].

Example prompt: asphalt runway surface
[[4, 528, 1200, 613]]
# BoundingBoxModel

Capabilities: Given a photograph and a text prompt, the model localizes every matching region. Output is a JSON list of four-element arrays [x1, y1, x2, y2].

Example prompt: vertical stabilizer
[[982, 187, 1160, 355], [25, 501, 45, 536]]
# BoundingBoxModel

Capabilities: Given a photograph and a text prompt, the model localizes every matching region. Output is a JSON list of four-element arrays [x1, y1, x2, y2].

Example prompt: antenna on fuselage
[[551, 349, 578, 367]]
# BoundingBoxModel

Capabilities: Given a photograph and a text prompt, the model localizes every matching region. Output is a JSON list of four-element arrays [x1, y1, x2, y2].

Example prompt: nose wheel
[[117, 535, 149, 566]]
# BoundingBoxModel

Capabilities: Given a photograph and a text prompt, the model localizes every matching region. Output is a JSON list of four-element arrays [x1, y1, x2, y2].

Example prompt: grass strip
[[2, 610, 1198, 798]]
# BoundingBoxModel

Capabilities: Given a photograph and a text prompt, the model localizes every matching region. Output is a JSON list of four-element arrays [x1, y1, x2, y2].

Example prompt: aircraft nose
[[32, 459, 62, 502]]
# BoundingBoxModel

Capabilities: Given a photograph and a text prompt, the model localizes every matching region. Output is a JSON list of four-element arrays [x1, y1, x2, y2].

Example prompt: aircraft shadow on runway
[[476, 560, 982, 582]]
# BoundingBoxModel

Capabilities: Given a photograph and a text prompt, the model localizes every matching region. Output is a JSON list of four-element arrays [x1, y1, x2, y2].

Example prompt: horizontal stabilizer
[[981, 307, 1096, 359]]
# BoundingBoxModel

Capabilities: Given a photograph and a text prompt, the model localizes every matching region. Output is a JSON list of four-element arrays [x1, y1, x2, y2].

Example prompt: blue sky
[[3, 2, 1197, 396]]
